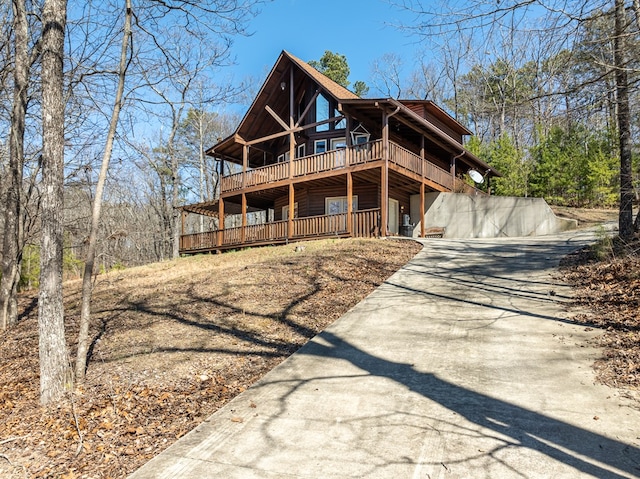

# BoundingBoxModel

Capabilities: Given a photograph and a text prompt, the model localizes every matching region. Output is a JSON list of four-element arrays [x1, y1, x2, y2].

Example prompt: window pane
[[316, 95, 329, 132], [335, 108, 346, 129]]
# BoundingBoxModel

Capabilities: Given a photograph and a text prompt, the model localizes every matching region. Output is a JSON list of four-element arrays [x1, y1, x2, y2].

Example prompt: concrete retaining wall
[[409, 192, 577, 238]]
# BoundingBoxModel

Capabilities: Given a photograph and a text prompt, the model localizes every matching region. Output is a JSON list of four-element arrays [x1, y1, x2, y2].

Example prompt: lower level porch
[[179, 208, 381, 254]]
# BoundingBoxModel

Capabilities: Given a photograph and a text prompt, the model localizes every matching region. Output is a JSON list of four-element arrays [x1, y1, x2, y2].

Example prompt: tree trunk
[[0, 0, 28, 330], [75, 0, 132, 382], [614, 0, 634, 241], [39, 0, 71, 405]]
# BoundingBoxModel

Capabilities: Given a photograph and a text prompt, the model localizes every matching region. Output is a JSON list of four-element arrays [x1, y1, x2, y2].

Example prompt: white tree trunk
[[39, 0, 71, 405], [0, 0, 28, 330]]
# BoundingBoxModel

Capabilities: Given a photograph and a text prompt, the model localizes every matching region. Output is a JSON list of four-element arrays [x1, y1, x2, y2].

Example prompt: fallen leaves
[[561, 236, 640, 391]]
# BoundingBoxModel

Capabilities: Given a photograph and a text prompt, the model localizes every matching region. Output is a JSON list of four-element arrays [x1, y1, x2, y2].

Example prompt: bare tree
[[0, 0, 28, 330], [370, 52, 404, 98], [75, 0, 132, 382], [614, 0, 634, 239], [39, 0, 71, 405]]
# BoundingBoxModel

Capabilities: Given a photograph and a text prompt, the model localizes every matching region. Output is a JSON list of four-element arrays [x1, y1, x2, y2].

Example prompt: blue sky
[[228, 0, 423, 93]]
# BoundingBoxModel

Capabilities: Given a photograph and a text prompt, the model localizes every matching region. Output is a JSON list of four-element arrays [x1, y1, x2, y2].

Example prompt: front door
[[388, 198, 399, 235]]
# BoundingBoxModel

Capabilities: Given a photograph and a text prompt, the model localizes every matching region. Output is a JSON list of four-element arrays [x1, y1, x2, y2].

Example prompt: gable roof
[[207, 51, 359, 163], [285, 51, 359, 101]]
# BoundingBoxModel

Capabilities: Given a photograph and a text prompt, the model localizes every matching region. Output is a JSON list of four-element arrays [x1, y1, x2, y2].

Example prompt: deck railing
[[179, 208, 381, 253], [388, 142, 453, 190], [218, 139, 485, 195], [220, 140, 387, 193]]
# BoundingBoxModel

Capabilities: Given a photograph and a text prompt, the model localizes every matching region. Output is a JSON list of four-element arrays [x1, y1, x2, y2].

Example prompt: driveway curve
[[130, 230, 640, 479]]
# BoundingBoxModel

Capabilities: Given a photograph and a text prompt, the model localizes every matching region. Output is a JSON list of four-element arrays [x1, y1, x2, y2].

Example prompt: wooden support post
[[420, 135, 425, 177], [218, 158, 225, 197], [241, 193, 247, 244], [347, 171, 353, 235], [217, 197, 224, 247], [380, 112, 389, 237], [420, 135, 426, 238], [180, 210, 186, 252], [420, 182, 425, 238], [289, 66, 295, 179], [287, 183, 294, 239], [242, 144, 248, 188]]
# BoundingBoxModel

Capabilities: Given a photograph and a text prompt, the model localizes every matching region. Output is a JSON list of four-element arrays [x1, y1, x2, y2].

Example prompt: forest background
[[1, 0, 640, 404]]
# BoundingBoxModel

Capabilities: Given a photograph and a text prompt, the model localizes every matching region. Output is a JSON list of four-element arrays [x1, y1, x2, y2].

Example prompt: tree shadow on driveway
[[300, 331, 640, 478]]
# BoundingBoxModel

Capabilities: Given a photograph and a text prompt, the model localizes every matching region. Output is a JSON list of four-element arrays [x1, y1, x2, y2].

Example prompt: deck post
[[420, 135, 425, 178], [288, 67, 295, 180], [420, 182, 425, 238], [347, 171, 353, 235], [381, 112, 389, 237], [420, 135, 425, 238], [287, 183, 294, 239], [241, 193, 247, 244], [180, 210, 186, 251], [242, 144, 248, 188], [217, 197, 224, 247]]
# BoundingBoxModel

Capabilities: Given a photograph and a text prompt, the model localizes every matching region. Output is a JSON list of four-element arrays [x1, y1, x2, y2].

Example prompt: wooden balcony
[[220, 140, 457, 194], [179, 208, 380, 254]]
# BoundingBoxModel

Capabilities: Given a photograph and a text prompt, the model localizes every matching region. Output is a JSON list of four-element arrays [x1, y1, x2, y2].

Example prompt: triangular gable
[[285, 51, 359, 102], [233, 51, 357, 142]]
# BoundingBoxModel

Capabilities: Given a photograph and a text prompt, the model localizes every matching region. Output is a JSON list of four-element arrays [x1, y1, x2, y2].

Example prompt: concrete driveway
[[129, 230, 640, 479]]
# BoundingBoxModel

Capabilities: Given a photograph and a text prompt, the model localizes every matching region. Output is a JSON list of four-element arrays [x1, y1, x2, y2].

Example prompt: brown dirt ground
[[551, 205, 619, 228], [0, 238, 421, 478]]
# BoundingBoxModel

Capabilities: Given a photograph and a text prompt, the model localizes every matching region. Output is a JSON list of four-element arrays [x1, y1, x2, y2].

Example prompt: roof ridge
[[283, 50, 360, 100]]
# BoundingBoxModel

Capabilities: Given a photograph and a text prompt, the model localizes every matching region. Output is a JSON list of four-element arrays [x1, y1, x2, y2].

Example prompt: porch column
[[420, 182, 425, 238], [288, 66, 295, 179], [380, 112, 389, 237], [347, 171, 353, 235], [287, 183, 295, 239], [217, 197, 224, 248], [242, 144, 248, 188], [218, 158, 225, 198], [420, 135, 426, 238], [345, 114, 352, 166], [180, 210, 186, 251], [420, 135, 425, 177], [241, 193, 247, 244]]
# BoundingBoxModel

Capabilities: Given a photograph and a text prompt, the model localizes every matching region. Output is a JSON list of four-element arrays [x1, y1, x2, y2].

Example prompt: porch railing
[[218, 139, 485, 195], [179, 208, 381, 253], [221, 140, 384, 193], [388, 142, 453, 190]]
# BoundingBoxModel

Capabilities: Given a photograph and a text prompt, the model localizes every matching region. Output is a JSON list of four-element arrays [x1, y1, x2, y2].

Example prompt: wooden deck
[[180, 209, 381, 254], [220, 140, 462, 194]]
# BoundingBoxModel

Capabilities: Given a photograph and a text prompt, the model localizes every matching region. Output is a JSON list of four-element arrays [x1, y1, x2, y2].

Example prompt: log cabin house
[[179, 50, 500, 254]]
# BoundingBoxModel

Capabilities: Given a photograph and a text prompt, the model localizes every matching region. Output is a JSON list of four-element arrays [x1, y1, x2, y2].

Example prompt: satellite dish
[[468, 169, 484, 184]]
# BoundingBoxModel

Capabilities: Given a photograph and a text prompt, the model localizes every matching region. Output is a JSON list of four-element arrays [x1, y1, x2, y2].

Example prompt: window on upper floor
[[314, 139, 327, 154], [316, 94, 330, 132], [335, 108, 346, 129]]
